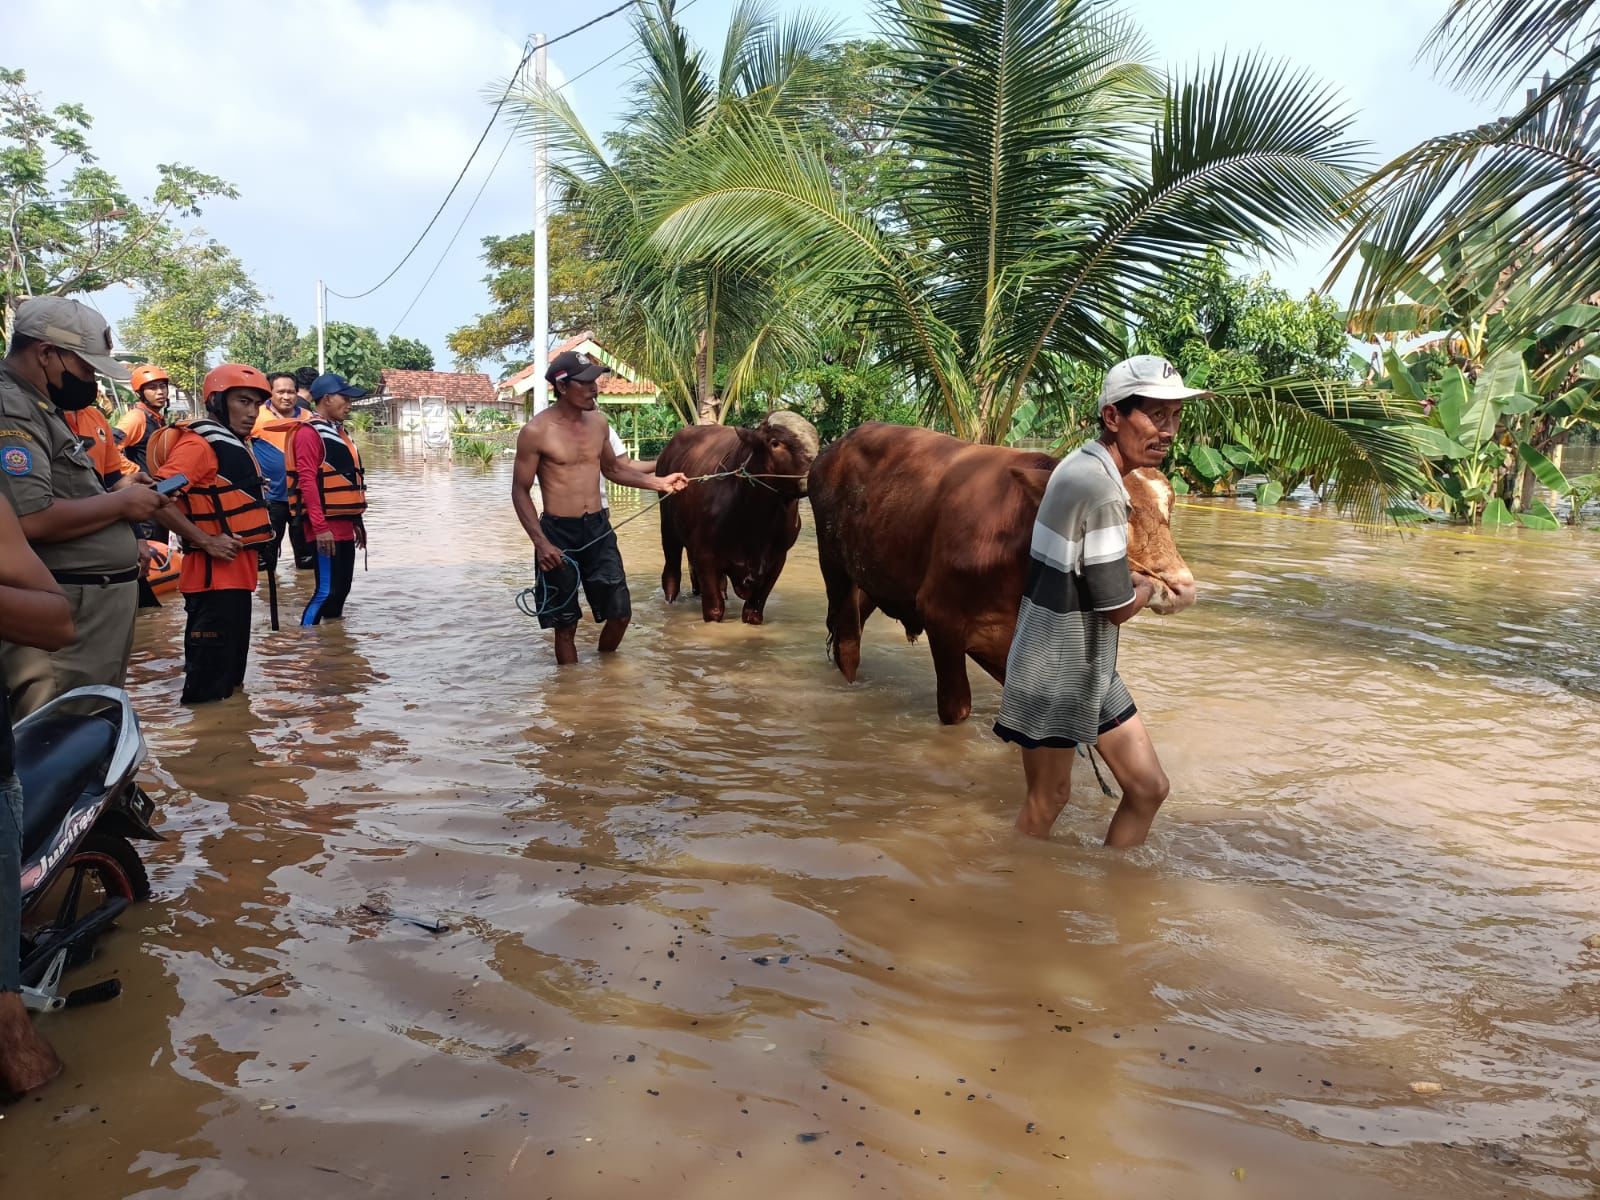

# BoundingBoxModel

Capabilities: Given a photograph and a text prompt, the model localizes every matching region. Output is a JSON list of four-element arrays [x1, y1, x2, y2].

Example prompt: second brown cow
[[808, 423, 1196, 724], [656, 412, 819, 624]]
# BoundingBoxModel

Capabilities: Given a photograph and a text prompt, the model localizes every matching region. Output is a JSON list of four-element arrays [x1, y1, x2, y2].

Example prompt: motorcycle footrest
[[64, 978, 122, 1008]]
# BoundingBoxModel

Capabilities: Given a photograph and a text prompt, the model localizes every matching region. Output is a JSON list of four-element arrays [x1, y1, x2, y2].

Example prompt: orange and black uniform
[[62, 405, 128, 490], [291, 417, 366, 625], [250, 404, 314, 570], [114, 400, 167, 542], [151, 419, 272, 704]]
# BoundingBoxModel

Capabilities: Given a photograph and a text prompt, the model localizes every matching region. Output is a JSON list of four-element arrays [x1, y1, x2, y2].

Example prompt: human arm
[[151, 438, 241, 561], [0, 496, 73, 651], [1081, 497, 1147, 626], [600, 433, 686, 494], [292, 425, 335, 553], [511, 423, 562, 572], [17, 488, 168, 543]]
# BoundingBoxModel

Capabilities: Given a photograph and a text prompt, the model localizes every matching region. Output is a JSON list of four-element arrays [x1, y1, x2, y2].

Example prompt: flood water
[[4, 440, 1598, 1198]]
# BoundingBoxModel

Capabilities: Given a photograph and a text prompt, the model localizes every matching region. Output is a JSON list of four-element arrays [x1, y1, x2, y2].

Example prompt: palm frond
[[1005, 54, 1366, 438], [1192, 376, 1432, 523], [1423, 0, 1600, 97], [1332, 74, 1600, 328]]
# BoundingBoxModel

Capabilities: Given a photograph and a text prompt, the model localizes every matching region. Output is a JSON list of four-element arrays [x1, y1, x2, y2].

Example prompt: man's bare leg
[[553, 623, 579, 666], [1094, 715, 1170, 848], [0, 992, 62, 1099], [1014, 745, 1075, 838], [597, 616, 629, 654]]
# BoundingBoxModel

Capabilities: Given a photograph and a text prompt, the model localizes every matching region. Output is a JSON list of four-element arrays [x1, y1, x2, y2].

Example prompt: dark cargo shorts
[[534, 511, 632, 630]]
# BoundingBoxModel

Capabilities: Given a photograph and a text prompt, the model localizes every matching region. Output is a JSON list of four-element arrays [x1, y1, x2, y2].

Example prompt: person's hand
[[314, 528, 336, 556], [353, 523, 367, 550], [198, 534, 242, 562], [137, 541, 157, 578], [118, 484, 170, 520], [532, 537, 563, 573], [131, 470, 155, 486], [1130, 572, 1156, 609], [654, 472, 690, 495]]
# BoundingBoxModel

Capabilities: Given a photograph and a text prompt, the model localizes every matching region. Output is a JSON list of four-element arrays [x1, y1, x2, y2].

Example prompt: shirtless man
[[511, 350, 687, 664]]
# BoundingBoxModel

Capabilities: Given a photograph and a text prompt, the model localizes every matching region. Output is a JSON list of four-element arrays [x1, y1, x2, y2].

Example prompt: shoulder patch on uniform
[[2, 445, 33, 475]]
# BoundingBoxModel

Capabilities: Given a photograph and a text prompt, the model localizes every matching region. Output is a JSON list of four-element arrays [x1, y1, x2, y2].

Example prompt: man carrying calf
[[995, 356, 1201, 847]]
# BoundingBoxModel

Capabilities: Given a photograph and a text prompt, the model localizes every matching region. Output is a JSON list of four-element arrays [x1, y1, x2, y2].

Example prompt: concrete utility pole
[[532, 32, 550, 413], [315, 278, 327, 374]]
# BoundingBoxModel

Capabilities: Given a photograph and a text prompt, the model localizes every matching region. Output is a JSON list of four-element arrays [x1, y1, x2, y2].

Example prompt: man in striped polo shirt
[[995, 355, 1204, 847]]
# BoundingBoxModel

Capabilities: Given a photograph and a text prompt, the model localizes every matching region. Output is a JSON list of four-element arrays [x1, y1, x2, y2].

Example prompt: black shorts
[[534, 511, 632, 630]]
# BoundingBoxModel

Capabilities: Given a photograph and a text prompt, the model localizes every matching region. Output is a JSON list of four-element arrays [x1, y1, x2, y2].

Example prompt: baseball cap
[[310, 372, 369, 401], [546, 349, 610, 386], [12, 296, 132, 382], [1099, 355, 1208, 407]]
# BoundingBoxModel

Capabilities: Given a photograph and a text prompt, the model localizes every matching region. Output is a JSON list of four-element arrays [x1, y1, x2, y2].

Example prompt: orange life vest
[[148, 420, 274, 550], [283, 417, 366, 523], [115, 402, 166, 471]]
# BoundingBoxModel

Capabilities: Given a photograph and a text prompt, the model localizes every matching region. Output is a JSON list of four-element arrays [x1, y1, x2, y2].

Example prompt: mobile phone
[[155, 473, 188, 496]]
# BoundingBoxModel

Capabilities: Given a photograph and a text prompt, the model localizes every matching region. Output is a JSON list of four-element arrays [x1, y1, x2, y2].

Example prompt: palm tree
[[504, 0, 844, 424], [1333, 0, 1600, 329], [647, 0, 1373, 443]]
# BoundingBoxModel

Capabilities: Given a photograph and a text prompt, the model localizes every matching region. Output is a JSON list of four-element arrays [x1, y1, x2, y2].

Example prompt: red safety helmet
[[130, 364, 170, 395], [201, 363, 271, 404]]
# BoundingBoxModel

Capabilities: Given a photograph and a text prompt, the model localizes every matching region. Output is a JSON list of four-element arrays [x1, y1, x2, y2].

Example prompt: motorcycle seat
[[12, 714, 118, 861]]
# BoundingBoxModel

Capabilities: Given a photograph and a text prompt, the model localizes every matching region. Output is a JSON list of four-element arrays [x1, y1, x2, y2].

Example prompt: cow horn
[[764, 410, 820, 459]]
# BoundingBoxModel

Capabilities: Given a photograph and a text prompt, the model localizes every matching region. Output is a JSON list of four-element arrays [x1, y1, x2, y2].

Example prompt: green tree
[[293, 321, 385, 391], [507, 0, 846, 424], [1334, 1, 1600, 331], [447, 210, 619, 372], [383, 334, 434, 371], [1136, 250, 1350, 389], [117, 241, 262, 395], [0, 67, 235, 342], [226, 311, 302, 373]]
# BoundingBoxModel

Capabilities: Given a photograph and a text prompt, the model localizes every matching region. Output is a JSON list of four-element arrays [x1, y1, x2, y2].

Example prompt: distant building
[[374, 369, 511, 431], [497, 331, 660, 454]]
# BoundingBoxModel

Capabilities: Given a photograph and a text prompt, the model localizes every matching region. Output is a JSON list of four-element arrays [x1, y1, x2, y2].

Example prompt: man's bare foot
[[0, 992, 63, 1100]]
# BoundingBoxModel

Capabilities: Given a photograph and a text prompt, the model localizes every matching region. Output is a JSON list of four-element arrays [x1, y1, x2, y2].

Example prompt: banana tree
[[1517, 443, 1600, 526]]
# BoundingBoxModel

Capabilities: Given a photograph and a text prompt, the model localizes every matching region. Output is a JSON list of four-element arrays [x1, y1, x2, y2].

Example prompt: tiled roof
[[498, 331, 658, 397], [379, 369, 496, 405]]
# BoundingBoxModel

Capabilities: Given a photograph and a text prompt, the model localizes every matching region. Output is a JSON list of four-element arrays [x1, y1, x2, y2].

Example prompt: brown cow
[[656, 412, 819, 624], [809, 423, 1195, 724]]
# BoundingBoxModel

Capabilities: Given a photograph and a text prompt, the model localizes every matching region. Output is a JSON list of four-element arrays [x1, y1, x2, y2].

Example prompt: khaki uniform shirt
[[0, 362, 138, 575]]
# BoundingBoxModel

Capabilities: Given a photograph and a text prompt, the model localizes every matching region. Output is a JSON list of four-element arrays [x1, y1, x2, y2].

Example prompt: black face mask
[[46, 355, 100, 411]]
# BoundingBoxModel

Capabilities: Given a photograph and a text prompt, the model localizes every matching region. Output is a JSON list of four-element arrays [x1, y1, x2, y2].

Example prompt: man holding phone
[[0, 298, 170, 716]]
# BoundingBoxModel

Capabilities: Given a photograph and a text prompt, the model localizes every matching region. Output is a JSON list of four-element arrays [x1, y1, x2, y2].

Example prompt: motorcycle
[[12, 686, 162, 1012]]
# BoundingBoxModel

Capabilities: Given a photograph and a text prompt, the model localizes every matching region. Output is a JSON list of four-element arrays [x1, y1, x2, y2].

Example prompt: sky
[[7, 0, 1506, 379]]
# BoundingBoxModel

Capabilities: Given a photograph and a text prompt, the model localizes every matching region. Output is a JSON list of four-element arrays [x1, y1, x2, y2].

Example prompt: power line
[[327, 0, 644, 302], [382, 23, 673, 339]]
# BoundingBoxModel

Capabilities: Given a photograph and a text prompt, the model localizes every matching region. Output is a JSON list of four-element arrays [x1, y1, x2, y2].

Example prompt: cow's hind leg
[[926, 623, 974, 725], [660, 513, 683, 603], [819, 550, 863, 682]]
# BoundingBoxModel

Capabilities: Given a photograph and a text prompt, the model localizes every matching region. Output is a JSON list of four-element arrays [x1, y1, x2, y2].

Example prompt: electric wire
[[327, 0, 644, 301]]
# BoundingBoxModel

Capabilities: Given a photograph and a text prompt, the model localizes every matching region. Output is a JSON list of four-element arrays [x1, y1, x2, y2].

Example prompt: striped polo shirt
[[994, 440, 1136, 747]]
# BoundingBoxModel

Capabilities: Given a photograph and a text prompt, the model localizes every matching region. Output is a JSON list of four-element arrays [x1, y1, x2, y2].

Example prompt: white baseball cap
[[1099, 355, 1207, 406], [12, 296, 132, 382]]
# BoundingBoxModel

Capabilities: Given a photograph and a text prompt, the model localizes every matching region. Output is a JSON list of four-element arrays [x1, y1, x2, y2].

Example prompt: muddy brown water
[[3, 441, 1598, 1199]]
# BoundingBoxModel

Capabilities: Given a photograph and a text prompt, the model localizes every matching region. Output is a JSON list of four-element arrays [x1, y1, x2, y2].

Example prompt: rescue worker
[[251, 372, 314, 571], [114, 363, 171, 472], [292, 374, 368, 625], [0, 298, 169, 716], [148, 364, 273, 704]]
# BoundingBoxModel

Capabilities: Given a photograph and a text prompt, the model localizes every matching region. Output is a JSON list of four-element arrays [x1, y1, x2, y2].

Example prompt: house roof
[[499, 331, 659, 400], [379, 369, 496, 405]]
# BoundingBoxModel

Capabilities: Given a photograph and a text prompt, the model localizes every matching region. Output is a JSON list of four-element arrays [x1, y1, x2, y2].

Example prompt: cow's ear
[[1008, 466, 1051, 507]]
